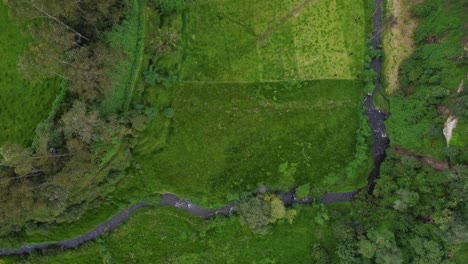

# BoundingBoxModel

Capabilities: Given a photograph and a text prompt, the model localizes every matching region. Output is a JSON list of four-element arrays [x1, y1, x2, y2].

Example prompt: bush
[[311, 244, 330, 264], [163, 107, 175, 118], [295, 184, 310, 199], [411, 0, 437, 18], [152, 0, 187, 14]]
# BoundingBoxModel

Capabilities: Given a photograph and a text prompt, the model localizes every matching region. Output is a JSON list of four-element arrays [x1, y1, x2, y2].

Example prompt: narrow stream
[[363, 0, 390, 193]]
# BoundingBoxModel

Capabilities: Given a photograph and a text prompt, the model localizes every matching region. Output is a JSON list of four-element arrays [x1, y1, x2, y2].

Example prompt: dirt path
[[383, 0, 422, 93], [392, 147, 450, 170], [258, 0, 315, 44]]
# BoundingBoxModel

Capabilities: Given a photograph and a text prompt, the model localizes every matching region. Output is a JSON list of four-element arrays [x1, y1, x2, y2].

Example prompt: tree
[[375, 247, 403, 264], [61, 101, 101, 144], [17, 22, 76, 81], [0, 143, 34, 176], [264, 195, 286, 223], [285, 209, 297, 224], [358, 239, 377, 259], [336, 241, 361, 264], [37, 183, 69, 212], [311, 243, 330, 264], [409, 237, 445, 264], [356, 229, 404, 264], [6, 0, 88, 41], [392, 189, 419, 212], [238, 197, 271, 234], [66, 46, 110, 101]]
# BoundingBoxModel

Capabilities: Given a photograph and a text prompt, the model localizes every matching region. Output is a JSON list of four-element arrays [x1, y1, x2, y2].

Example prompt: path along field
[[5, 204, 352, 263], [0, 4, 59, 146], [130, 0, 373, 206]]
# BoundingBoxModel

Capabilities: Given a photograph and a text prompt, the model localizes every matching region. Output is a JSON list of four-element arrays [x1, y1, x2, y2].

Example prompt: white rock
[[443, 116, 458, 146]]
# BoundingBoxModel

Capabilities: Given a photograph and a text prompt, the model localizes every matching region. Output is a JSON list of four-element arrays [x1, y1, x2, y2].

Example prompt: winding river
[[0, 0, 389, 256]]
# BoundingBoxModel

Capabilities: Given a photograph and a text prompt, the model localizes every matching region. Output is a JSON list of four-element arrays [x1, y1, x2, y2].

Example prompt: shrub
[[295, 184, 310, 199], [163, 107, 175, 118], [152, 0, 187, 15], [264, 194, 286, 223], [411, 0, 438, 18], [311, 243, 330, 264]]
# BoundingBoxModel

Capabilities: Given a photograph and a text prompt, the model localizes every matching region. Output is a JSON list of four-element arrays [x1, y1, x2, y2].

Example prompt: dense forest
[[0, 0, 152, 236], [0, 0, 466, 263]]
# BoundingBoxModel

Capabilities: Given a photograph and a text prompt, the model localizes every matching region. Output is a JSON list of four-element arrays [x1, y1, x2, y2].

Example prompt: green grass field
[[0, 3, 60, 146], [5, 204, 352, 263], [129, 0, 372, 206], [178, 0, 367, 82], [128, 80, 368, 207], [1, 0, 372, 258]]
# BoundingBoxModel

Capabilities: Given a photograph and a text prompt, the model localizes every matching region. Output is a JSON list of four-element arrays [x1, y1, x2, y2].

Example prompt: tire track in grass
[[257, 0, 316, 45]]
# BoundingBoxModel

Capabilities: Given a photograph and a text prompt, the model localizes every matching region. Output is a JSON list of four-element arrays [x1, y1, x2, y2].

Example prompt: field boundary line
[[177, 78, 357, 85]]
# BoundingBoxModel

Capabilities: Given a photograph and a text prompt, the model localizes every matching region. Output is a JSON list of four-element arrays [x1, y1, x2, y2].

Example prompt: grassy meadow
[[128, 0, 373, 206], [5, 204, 352, 263], [132, 80, 368, 206], [1, 0, 373, 260], [178, 0, 368, 82], [0, 4, 60, 146]]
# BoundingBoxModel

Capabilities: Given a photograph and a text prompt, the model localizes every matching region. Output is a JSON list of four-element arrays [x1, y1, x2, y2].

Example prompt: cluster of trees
[[0, 0, 154, 237], [237, 193, 297, 234], [387, 0, 467, 162], [7, 0, 125, 101], [329, 154, 467, 264], [306, 153, 466, 264]]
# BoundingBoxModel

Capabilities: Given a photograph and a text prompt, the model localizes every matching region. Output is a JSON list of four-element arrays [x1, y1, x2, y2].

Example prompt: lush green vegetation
[[178, 0, 368, 82], [131, 80, 370, 206], [127, 0, 374, 207], [3, 204, 352, 263], [0, 3, 60, 146], [0, 0, 151, 238], [386, 0, 467, 161], [5, 155, 466, 263], [1, 0, 466, 263]]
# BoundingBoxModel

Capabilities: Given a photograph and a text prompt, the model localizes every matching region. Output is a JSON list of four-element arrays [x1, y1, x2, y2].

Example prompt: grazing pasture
[[178, 0, 367, 82], [0, 4, 59, 146], [130, 0, 372, 206], [132, 80, 369, 206], [7, 204, 351, 263]]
